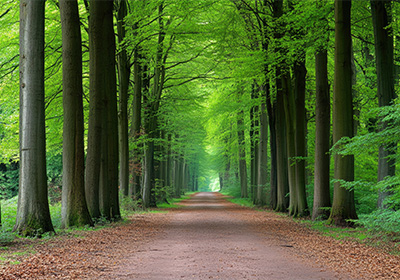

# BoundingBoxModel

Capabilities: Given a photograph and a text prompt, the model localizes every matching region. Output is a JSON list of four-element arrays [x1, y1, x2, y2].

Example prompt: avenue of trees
[[1, 0, 400, 235]]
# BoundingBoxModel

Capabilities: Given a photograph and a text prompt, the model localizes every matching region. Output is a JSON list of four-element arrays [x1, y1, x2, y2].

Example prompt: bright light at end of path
[[209, 177, 220, 192]]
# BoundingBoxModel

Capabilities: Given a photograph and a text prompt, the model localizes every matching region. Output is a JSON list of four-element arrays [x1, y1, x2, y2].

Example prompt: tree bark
[[85, 0, 108, 219], [266, 85, 277, 209], [256, 93, 268, 206], [250, 84, 259, 203], [329, 0, 358, 226], [116, 0, 130, 197], [275, 73, 289, 212], [86, 0, 119, 220], [283, 71, 297, 216], [59, 0, 93, 228], [313, 49, 331, 220], [237, 110, 248, 198], [294, 56, 309, 217], [371, 0, 396, 209], [130, 43, 143, 200], [15, 0, 54, 236]]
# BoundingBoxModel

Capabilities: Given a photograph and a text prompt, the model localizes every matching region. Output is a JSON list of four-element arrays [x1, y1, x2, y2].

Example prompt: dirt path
[[2, 192, 400, 279], [114, 192, 346, 280]]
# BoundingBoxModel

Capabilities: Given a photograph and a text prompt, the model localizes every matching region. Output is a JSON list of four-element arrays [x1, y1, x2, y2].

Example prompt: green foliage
[[227, 197, 254, 208], [357, 209, 400, 236], [119, 194, 144, 217]]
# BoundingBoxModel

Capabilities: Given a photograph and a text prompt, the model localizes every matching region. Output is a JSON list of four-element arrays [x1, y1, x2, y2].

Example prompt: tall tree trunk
[[85, 0, 108, 219], [99, 0, 120, 220], [294, 56, 309, 217], [256, 90, 269, 206], [275, 74, 289, 212], [15, 0, 54, 236], [250, 83, 259, 202], [59, 0, 93, 228], [116, 0, 130, 197], [142, 114, 157, 208], [329, 0, 358, 226], [273, 0, 288, 212], [283, 72, 297, 216], [313, 49, 331, 220], [371, 0, 396, 209], [142, 3, 166, 208], [237, 110, 248, 198], [130, 47, 143, 199], [266, 86, 277, 209]]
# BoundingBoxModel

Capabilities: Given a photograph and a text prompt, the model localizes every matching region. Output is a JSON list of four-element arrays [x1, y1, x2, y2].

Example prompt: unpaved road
[[115, 192, 347, 280], [3, 192, 399, 279]]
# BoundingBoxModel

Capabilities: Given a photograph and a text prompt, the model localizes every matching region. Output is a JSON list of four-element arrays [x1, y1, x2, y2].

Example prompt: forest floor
[[0, 192, 400, 279]]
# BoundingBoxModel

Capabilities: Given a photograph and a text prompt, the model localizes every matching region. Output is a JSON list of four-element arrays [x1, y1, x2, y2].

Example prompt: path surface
[[115, 192, 345, 280], [3, 192, 400, 279]]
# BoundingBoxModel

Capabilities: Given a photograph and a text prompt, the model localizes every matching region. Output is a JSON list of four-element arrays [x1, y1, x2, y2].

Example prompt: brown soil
[[1, 192, 400, 279]]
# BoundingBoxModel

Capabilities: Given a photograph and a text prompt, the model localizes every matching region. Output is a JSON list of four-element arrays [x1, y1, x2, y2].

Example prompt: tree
[[237, 105, 248, 199], [59, 0, 93, 228], [293, 54, 308, 217], [116, 0, 131, 198], [273, 0, 289, 212], [370, 0, 396, 209], [313, 48, 331, 220], [328, 0, 358, 226], [312, 0, 331, 221], [256, 90, 268, 206], [100, 0, 120, 219], [14, 0, 54, 236], [85, 0, 120, 220], [85, 0, 105, 219]]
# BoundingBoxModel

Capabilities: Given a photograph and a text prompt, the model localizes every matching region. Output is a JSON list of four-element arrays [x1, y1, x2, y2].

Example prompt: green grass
[[226, 197, 255, 208]]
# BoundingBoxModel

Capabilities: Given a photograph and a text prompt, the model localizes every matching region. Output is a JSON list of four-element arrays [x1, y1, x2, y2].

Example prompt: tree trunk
[[275, 75, 289, 212], [313, 49, 331, 220], [250, 84, 259, 203], [15, 0, 54, 236], [85, 0, 108, 219], [130, 48, 143, 199], [266, 86, 277, 209], [329, 0, 358, 226], [256, 94, 268, 206], [116, 0, 130, 197], [371, 0, 396, 209], [59, 0, 93, 228], [294, 56, 309, 217], [237, 111, 248, 198], [142, 114, 157, 208], [273, 0, 288, 213], [283, 72, 297, 216]]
